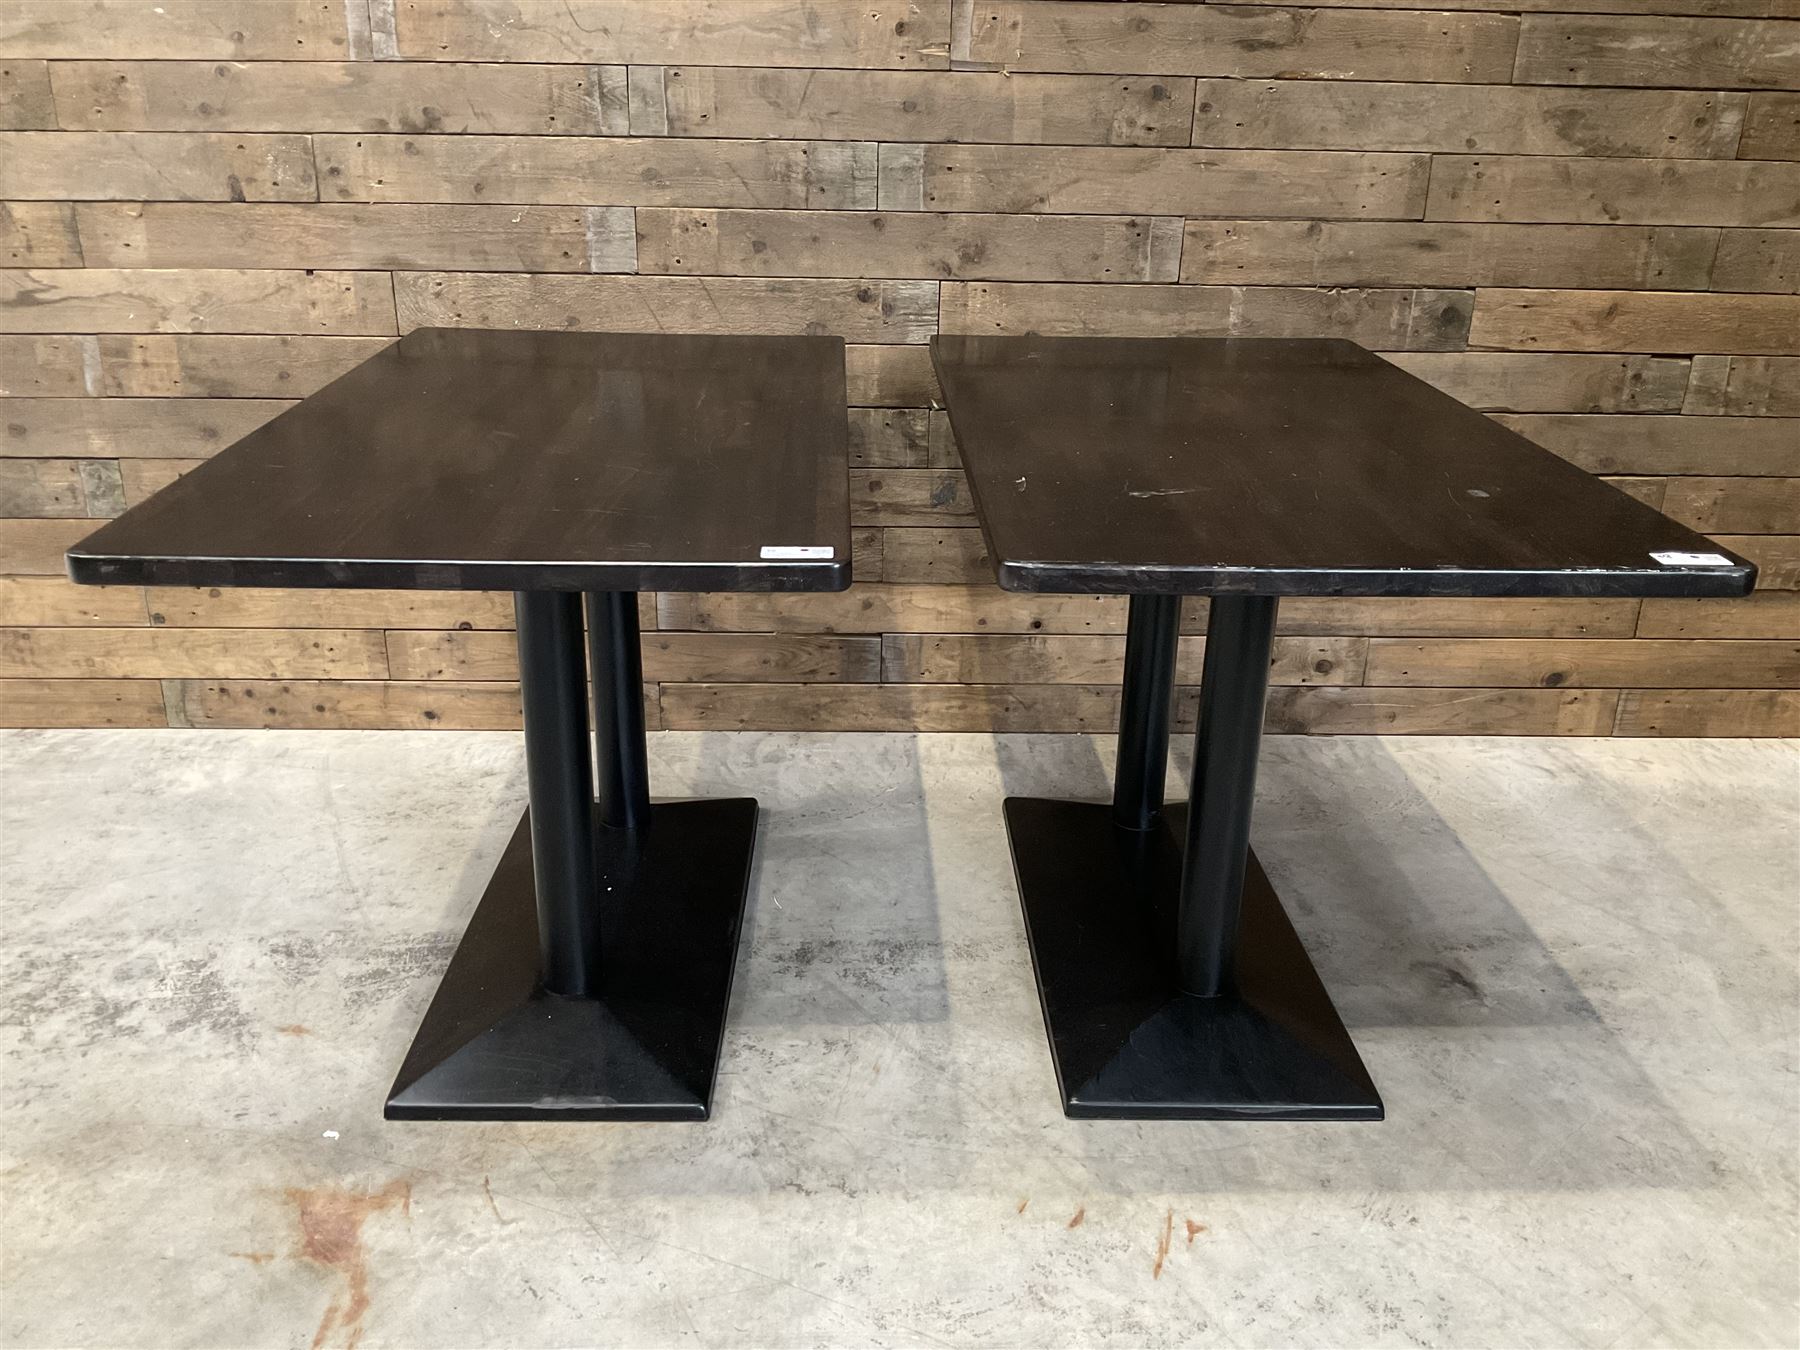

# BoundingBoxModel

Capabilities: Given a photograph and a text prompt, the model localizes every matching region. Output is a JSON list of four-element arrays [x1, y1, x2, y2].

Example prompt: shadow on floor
[[992, 731, 1724, 1193]]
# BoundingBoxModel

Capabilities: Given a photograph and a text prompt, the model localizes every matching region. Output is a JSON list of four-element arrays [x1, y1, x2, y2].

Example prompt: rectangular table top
[[931, 336, 1756, 599], [69, 329, 851, 593]]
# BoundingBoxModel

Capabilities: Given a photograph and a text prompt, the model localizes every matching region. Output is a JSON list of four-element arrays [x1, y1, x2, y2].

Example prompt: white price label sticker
[[759, 545, 835, 560], [1650, 551, 1734, 567]]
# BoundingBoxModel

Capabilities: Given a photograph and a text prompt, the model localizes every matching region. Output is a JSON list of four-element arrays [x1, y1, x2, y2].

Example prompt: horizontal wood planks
[[394, 1, 950, 70], [959, 3, 1522, 83], [1, 0, 1794, 737]]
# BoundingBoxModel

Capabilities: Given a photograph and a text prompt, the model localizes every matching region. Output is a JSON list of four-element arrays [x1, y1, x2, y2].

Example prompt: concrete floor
[[1, 729, 1795, 1349]]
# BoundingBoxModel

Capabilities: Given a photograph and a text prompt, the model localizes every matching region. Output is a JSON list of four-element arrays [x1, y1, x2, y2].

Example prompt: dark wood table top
[[69, 329, 851, 592], [931, 335, 1756, 598]]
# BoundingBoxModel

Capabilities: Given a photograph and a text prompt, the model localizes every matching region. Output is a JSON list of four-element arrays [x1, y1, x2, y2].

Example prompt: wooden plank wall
[[1, 0, 1795, 738]]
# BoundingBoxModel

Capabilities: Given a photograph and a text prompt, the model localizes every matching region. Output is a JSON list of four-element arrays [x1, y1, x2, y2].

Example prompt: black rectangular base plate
[[1005, 797, 1382, 1121], [386, 798, 757, 1121]]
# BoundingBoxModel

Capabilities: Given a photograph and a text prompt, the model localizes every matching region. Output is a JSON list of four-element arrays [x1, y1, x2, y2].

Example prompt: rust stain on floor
[[1152, 1208, 1173, 1279], [1067, 1205, 1086, 1229], [276, 1025, 312, 1037], [284, 1179, 412, 1350], [1186, 1218, 1206, 1244], [1016, 1197, 1029, 1215]]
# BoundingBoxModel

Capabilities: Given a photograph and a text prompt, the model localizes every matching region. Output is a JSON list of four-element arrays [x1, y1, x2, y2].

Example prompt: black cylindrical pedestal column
[[1112, 593, 1182, 831], [514, 590, 601, 997], [586, 590, 651, 832], [1177, 594, 1278, 996]]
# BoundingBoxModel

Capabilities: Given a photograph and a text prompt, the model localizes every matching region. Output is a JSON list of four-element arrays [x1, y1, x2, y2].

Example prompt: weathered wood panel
[[117, 459, 202, 508], [940, 282, 1473, 350], [145, 586, 516, 629], [928, 411, 958, 468], [880, 528, 992, 584], [1366, 637, 1799, 687], [1469, 290, 1800, 355], [74, 203, 630, 274], [636, 208, 1180, 283], [0, 678, 166, 727], [661, 682, 1620, 735], [1493, 413, 1800, 475], [847, 408, 931, 468], [0, 1, 356, 60], [1264, 686, 1619, 735], [656, 67, 1193, 146], [0, 132, 316, 202], [0, 58, 54, 129], [1706, 535, 1800, 587], [1384, 352, 1690, 412], [77, 460, 125, 516], [388, 630, 882, 682], [0, 576, 148, 626], [1279, 598, 1641, 636], [0, 517, 97, 573], [851, 469, 974, 527], [915, 144, 1428, 218], [850, 526, 884, 580], [0, 459, 91, 516], [1192, 80, 1746, 156], [316, 133, 877, 210], [1684, 356, 1800, 415], [0, 0, 1787, 737], [1662, 476, 1800, 532], [395, 272, 936, 343], [0, 269, 397, 335], [1613, 689, 1800, 735], [105, 453, 205, 502], [1181, 221, 1715, 289], [178, 678, 526, 730], [1173, 0, 1795, 15], [396, 0, 948, 70], [74, 460, 125, 516], [0, 626, 389, 678], [881, 634, 1367, 685], [50, 60, 619, 134], [1741, 92, 1800, 159], [661, 587, 1641, 637], [1, 204, 83, 268], [661, 586, 1127, 635], [95, 335, 392, 398], [1427, 156, 1800, 227], [0, 398, 293, 458], [1609, 476, 1671, 509], [845, 344, 937, 408], [0, 335, 91, 395], [316, 133, 878, 210], [1638, 590, 1800, 635], [1513, 14, 1800, 89], [962, 2, 1520, 83], [1711, 229, 1799, 293], [662, 682, 1124, 733]]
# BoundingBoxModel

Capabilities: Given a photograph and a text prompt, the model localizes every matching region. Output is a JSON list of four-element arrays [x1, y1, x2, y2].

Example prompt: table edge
[[990, 559, 1758, 600], [64, 551, 855, 594]]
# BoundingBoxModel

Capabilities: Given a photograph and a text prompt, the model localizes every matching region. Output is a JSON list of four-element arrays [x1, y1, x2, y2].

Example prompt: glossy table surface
[[930, 335, 1756, 598], [69, 328, 851, 592]]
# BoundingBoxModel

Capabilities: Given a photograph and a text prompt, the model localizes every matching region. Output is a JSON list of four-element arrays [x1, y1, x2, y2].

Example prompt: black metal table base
[[1001, 592, 1383, 1121], [386, 800, 756, 1120], [388, 588, 756, 1122], [1006, 798, 1381, 1120]]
